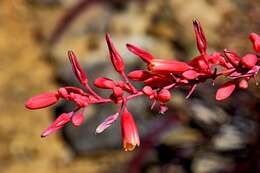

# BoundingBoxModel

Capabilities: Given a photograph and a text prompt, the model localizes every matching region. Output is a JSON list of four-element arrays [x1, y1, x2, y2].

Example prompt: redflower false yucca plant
[[26, 19, 260, 151]]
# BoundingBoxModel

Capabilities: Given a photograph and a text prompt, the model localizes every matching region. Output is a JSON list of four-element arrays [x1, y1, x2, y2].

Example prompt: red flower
[[94, 77, 115, 89], [148, 59, 193, 74], [157, 89, 171, 103], [68, 50, 88, 85], [216, 81, 236, 101], [96, 112, 119, 134], [121, 108, 140, 151], [249, 33, 260, 52], [182, 70, 199, 80], [41, 112, 72, 137], [71, 111, 84, 127], [25, 92, 59, 110], [126, 43, 154, 64], [128, 70, 151, 81], [127, 43, 192, 74], [240, 54, 258, 69], [106, 34, 125, 74], [25, 19, 259, 151], [193, 19, 207, 54]]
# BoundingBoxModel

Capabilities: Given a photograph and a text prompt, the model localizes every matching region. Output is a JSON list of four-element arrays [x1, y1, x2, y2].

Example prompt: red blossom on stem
[[249, 33, 260, 52], [25, 92, 59, 110], [193, 19, 207, 54], [121, 107, 140, 151], [25, 19, 259, 151]]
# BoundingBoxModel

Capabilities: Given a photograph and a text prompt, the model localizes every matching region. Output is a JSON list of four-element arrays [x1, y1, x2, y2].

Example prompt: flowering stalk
[[25, 19, 259, 151]]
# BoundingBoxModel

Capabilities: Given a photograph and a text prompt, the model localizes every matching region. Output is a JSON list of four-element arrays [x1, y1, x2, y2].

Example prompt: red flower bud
[[72, 111, 84, 127], [26, 92, 59, 110], [41, 112, 72, 137], [142, 86, 154, 96], [106, 34, 125, 73], [68, 50, 88, 85], [224, 49, 240, 67], [121, 108, 140, 151], [128, 70, 151, 81], [158, 89, 171, 103], [96, 113, 119, 133], [94, 77, 115, 89], [182, 70, 198, 80], [116, 81, 132, 93], [69, 93, 89, 107], [239, 79, 248, 89], [126, 43, 154, 64], [113, 87, 123, 97], [216, 81, 236, 101], [148, 59, 193, 74], [58, 88, 69, 99], [193, 19, 207, 54], [189, 55, 210, 73], [249, 33, 260, 52], [144, 76, 172, 88], [240, 54, 258, 69]]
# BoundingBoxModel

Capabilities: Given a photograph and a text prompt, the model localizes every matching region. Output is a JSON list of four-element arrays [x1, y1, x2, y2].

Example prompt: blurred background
[[0, 0, 259, 173]]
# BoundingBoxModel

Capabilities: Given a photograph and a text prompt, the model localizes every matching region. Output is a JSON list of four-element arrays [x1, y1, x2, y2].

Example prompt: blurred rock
[[192, 153, 232, 173]]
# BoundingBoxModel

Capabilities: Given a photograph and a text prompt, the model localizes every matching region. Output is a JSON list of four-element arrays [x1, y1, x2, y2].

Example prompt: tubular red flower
[[121, 108, 140, 151], [106, 34, 125, 73], [25, 92, 59, 110], [193, 19, 207, 54], [148, 59, 193, 74], [68, 50, 88, 85]]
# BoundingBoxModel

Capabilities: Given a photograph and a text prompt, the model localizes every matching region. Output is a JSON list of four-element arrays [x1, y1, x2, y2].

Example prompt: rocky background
[[0, 0, 259, 173]]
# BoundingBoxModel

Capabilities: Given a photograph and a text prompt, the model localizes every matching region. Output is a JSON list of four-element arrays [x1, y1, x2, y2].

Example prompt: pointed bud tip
[[126, 43, 154, 64], [105, 33, 125, 73], [158, 89, 171, 103]]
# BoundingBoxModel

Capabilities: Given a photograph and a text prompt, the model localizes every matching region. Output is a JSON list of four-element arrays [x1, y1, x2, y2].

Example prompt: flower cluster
[[25, 19, 259, 151]]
